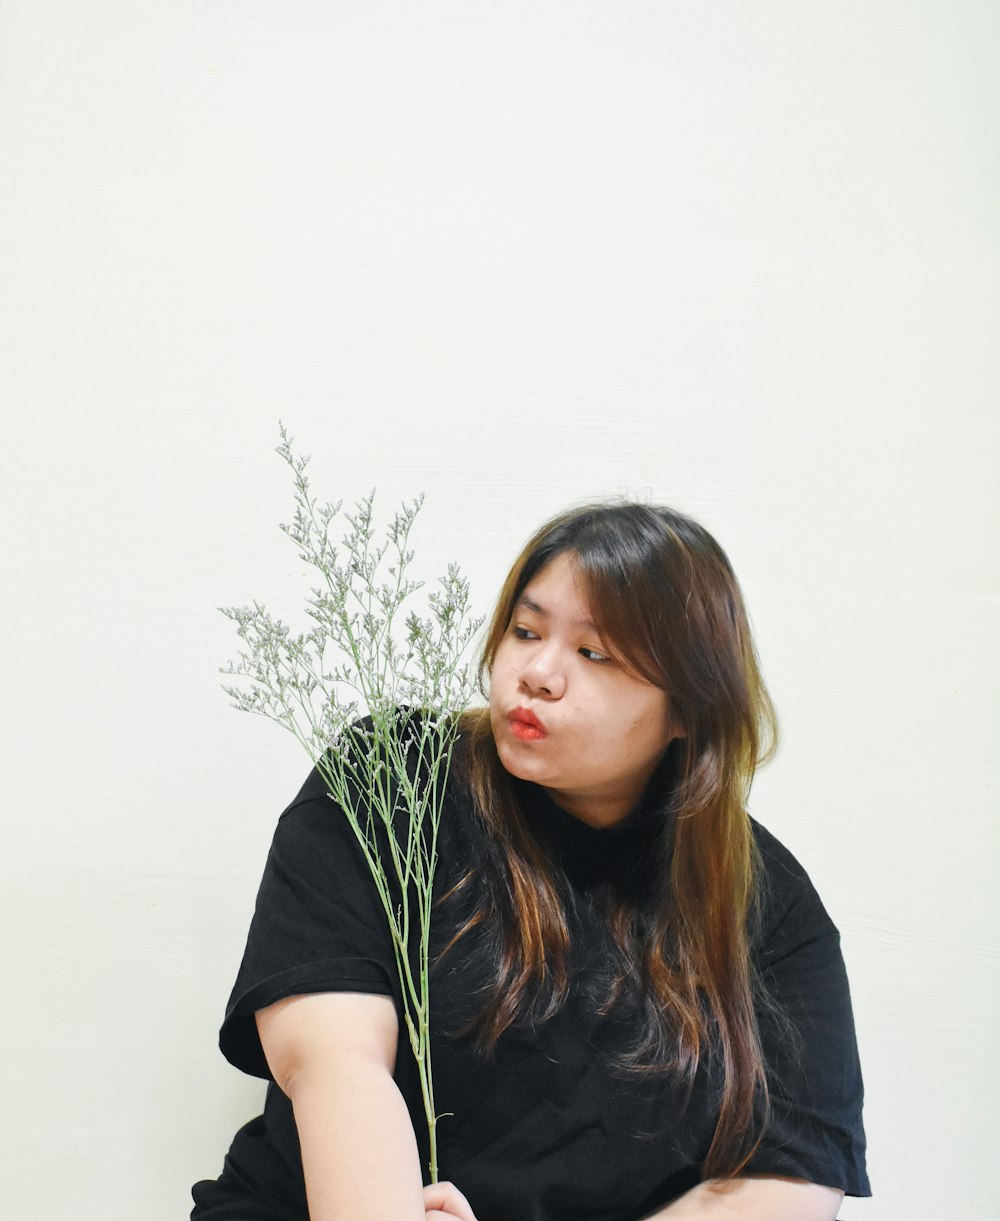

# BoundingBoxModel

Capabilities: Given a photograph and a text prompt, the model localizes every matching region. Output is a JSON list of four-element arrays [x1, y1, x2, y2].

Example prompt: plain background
[[1, 3, 997, 1219]]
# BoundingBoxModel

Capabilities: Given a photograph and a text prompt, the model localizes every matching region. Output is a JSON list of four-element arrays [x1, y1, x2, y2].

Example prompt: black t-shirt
[[192, 753, 870, 1221]]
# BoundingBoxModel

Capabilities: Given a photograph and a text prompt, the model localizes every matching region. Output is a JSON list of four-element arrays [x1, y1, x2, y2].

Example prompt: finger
[[422, 1180, 478, 1221], [422, 1184, 476, 1221]]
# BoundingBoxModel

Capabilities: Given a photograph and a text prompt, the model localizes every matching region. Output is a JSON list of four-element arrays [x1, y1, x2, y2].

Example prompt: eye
[[579, 646, 611, 664], [512, 625, 539, 641]]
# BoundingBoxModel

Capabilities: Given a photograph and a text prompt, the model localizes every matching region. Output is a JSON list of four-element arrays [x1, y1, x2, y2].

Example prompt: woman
[[192, 502, 870, 1221]]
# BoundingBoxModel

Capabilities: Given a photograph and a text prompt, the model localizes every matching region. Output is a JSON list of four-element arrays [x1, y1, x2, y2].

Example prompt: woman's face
[[489, 552, 683, 829]]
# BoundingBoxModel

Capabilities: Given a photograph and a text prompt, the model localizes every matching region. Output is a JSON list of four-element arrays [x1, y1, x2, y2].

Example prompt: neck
[[543, 785, 639, 830]]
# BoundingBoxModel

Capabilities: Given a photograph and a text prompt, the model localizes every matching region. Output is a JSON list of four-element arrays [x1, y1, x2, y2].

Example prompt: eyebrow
[[515, 594, 599, 633]]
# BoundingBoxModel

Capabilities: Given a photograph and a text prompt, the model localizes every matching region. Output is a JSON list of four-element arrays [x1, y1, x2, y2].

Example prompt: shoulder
[[750, 817, 832, 910], [275, 708, 461, 832], [265, 764, 352, 862], [266, 716, 480, 887], [749, 819, 840, 969]]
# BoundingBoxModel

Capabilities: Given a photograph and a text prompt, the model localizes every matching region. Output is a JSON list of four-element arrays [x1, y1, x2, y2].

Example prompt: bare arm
[[256, 991, 427, 1221], [645, 1176, 844, 1220]]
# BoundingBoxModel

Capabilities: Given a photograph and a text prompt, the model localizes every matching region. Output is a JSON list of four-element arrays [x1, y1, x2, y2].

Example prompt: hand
[[423, 1180, 479, 1221]]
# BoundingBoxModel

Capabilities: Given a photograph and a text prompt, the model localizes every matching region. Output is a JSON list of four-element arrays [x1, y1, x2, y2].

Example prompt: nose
[[518, 646, 566, 699]]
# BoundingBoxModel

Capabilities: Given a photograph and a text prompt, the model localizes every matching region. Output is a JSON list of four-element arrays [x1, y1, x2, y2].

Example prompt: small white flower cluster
[[219, 424, 483, 1183]]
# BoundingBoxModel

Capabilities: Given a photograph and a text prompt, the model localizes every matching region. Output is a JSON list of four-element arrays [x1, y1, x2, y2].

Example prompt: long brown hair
[[445, 502, 778, 1178]]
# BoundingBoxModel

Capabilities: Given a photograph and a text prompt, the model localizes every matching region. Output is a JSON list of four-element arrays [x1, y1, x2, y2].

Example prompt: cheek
[[490, 641, 515, 680], [624, 694, 673, 751], [488, 658, 511, 706]]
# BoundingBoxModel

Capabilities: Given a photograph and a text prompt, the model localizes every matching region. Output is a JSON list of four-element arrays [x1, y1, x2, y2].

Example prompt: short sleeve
[[219, 764, 399, 1080], [744, 823, 871, 1197]]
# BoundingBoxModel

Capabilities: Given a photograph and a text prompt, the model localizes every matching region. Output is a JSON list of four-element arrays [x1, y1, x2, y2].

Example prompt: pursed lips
[[508, 706, 547, 741]]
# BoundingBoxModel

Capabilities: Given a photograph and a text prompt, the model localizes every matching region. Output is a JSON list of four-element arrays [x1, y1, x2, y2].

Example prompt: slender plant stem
[[220, 426, 481, 1183]]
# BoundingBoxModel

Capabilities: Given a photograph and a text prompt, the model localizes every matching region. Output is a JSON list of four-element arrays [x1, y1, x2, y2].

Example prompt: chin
[[496, 739, 543, 785]]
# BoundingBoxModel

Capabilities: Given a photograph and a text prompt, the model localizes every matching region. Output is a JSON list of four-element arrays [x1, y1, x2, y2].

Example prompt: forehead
[[518, 554, 599, 631]]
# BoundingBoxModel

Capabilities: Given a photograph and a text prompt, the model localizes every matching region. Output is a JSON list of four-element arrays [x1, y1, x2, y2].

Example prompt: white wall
[[2, 3, 997, 1218]]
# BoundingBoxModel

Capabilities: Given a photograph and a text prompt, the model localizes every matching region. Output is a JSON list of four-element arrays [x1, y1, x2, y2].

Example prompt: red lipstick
[[508, 706, 547, 741]]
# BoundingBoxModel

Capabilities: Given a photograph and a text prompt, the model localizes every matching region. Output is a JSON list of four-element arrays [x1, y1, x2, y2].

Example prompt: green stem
[[223, 449, 482, 1186]]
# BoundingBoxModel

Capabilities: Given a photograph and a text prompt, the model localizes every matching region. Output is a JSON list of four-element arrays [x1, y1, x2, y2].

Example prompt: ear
[[665, 696, 687, 742]]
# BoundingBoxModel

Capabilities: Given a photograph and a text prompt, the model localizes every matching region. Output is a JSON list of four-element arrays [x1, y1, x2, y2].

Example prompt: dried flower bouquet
[[220, 426, 482, 1182]]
